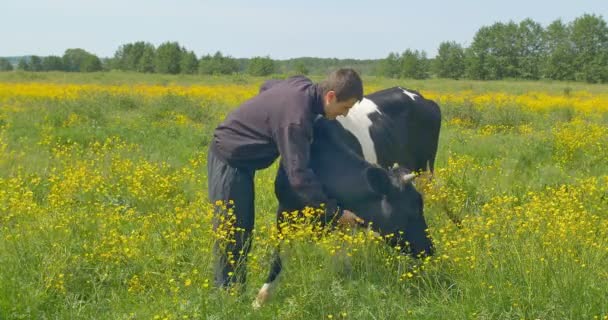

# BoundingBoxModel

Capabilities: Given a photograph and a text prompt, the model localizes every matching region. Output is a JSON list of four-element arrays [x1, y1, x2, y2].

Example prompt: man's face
[[323, 91, 358, 120]]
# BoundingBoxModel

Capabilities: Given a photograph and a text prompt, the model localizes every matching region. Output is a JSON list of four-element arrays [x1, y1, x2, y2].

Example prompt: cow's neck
[[336, 98, 380, 165]]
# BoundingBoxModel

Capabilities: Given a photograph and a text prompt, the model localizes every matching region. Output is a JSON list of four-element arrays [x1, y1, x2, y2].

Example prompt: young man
[[208, 68, 364, 288]]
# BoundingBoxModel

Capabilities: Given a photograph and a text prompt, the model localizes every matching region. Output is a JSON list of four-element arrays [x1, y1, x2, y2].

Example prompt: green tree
[[63, 48, 102, 72], [154, 42, 183, 74], [496, 21, 520, 78], [247, 56, 275, 76], [198, 53, 219, 75], [42, 56, 64, 71], [114, 43, 139, 70], [63, 49, 84, 72], [466, 22, 520, 79], [29, 56, 43, 72], [180, 50, 198, 74], [0, 58, 13, 71], [570, 14, 608, 83], [17, 58, 30, 71], [543, 19, 575, 80], [198, 51, 239, 75], [219, 52, 239, 74], [293, 61, 309, 75], [400, 49, 429, 79], [80, 54, 103, 72], [113, 42, 156, 72], [137, 45, 156, 73], [434, 41, 465, 79], [465, 26, 492, 80], [376, 52, 401, 78], [517, 19, 545, 80]]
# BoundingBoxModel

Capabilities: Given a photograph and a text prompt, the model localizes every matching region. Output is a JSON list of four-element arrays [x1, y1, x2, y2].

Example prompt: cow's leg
[[253, 246, 282, 309], [253, 204, 289, 309]]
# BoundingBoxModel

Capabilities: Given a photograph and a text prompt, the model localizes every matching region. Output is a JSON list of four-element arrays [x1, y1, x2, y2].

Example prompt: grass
[[0, 72, 607, 319]]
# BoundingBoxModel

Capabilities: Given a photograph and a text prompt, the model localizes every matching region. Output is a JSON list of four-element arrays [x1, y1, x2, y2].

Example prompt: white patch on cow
[[253, 282, 273, 309], [400, 87, 419, 101], [336, 98, 380, 164]]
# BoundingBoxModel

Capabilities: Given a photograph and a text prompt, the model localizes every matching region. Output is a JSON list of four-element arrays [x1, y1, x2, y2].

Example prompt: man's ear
[[325, 90, 336, 104]]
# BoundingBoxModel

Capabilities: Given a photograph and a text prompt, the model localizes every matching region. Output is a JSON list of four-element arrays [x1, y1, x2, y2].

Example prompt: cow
[[336, 87, 441, 174], [253, 114, 435, 308]]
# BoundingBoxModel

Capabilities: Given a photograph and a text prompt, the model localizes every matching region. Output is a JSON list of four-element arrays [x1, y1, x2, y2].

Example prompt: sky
[[1, 0, 606, 59]]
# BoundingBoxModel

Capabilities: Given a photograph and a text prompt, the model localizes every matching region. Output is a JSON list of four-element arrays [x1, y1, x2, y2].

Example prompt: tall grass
[[0, 74, 607, 319]]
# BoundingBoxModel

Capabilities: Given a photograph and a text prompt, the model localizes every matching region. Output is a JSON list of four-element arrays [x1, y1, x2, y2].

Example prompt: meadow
[[0, 72, 607, 319]]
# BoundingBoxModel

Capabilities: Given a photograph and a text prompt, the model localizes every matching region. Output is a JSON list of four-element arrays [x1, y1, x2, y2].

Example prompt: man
[[208, 68, 364, 288]]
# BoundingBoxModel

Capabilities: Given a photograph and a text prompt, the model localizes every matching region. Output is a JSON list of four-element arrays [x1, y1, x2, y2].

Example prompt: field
[[1, 72, 607, 319]]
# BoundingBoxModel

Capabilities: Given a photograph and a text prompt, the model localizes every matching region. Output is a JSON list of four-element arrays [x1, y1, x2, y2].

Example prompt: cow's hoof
[[252, 298, 263, 310], [252, 283, 272, 309], [252, 291, 268, 309]]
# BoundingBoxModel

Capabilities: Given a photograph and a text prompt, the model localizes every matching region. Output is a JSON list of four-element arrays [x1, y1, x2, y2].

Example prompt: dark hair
[[320, 68, 363, 102]]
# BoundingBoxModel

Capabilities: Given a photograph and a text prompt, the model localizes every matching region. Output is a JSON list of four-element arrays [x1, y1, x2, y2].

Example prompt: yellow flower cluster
[[429, 175, 608, 271], [553, 119, 608, 164], [426, 90, 608, 114], [3, 82, 608, 114], [0, 82, 258, 105]]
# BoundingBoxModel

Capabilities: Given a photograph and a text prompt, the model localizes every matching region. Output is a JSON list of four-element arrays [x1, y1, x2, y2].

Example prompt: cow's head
[[349, 166, 434, 258]]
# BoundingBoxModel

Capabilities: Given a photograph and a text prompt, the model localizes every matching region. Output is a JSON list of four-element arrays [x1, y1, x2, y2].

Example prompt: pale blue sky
[[2, 0, 606, 59]]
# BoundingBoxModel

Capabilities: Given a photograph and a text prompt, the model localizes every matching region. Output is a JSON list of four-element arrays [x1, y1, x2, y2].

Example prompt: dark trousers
[[207, 147, 255, 287]]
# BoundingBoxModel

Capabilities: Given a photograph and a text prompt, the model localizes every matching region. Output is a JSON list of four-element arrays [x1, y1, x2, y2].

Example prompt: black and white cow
[[253, 86, 441, 307], [254, 114, 435, 308], [336, 87, 441, 174]]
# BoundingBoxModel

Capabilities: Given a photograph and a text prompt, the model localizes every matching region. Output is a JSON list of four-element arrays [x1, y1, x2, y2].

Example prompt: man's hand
[[338, 209, 364, 227]]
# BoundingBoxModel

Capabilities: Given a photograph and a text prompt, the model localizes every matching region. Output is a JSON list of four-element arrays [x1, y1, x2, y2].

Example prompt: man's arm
[[274, 123, 343, 224]]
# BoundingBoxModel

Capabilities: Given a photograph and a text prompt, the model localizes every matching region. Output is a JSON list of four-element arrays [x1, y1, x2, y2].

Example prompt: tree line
[[379, 14, 608, 83], [1, 14, 606, 83], [0, 49, 103, 73], [0, 44, 378, 77]]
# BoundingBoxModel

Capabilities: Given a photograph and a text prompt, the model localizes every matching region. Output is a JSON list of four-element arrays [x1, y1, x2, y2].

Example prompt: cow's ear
[[364, 167, 392, 196]]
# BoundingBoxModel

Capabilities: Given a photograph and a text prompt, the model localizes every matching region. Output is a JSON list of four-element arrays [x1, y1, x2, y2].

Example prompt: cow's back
[[339, 87, 441, 172]]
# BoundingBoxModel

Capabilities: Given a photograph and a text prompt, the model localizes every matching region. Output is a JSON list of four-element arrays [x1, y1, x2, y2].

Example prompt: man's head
[[320, 68, 363, 119]]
